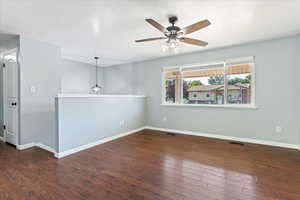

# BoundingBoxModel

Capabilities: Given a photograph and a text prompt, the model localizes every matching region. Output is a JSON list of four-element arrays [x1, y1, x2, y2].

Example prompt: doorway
[[2, 50, 19, 146]]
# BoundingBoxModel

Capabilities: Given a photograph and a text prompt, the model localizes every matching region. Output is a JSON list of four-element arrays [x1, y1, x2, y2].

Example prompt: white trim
[[225, 56, 254, 64], [14, 126, 300, 159], [55, 127, 145, 158], [179, 67, 183, 104], [144, 126, 300, 150], [160, 103, 257, 109], [17, 142, 35, 150], [0, 136, 4, 142], [17, 142, 55, 153], [2, 48, 18, 58], [162, 66, 180, 71], [36, 143, 56, 154], [163, 56, 254, 72], [178, 60, 224, 70], [2, 49, 20, 146], [56, 94, 146, 98], [251, 62, 256, 106], [161, 71, 166, 103], [223, 61, 228, 105]]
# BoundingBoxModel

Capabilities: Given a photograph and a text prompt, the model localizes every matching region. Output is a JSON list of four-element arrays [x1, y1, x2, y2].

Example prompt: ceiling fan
[[135, 16, 211, 50]]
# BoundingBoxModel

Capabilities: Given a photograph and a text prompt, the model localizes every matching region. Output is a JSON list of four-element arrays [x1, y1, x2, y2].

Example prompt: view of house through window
[[182, 64, 225, 104], [226, 63, 252, 104], [162, 57, 254, 106]]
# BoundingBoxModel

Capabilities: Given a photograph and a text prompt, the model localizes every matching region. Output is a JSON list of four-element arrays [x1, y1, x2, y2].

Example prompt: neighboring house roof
[[188, 85, 223, 92], [234, 83, 250, 88], [217, 85, 247, 91], [188, 84, 250, 92]]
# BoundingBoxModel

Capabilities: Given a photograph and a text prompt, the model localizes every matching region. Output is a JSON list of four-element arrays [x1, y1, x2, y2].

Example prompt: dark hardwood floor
[[1, 130, 300, 200]]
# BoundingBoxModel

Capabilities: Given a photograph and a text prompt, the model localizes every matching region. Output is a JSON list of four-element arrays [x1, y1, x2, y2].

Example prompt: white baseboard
[[16, 142, 55, 154], [0, 136, 4, 142], [14, 127, 145, 158], [145, 126, 300, 150], [15, 126, 299, 159], [17, 142, 36, 150], [36, 143, 56, 154], [55, 127, 145, 158]]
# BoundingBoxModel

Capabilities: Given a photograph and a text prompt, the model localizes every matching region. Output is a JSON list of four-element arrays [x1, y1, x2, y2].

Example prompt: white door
[[4, 56, 18, 146]]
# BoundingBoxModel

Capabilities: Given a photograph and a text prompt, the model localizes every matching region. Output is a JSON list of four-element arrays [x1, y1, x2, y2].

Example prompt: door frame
[[2, 48, 20, 146]]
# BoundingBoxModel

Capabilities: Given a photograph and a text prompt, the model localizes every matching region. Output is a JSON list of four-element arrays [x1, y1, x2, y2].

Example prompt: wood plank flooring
[[0, 129, 300, 200]]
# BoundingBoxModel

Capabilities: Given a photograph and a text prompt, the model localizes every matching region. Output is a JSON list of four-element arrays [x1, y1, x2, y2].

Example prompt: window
[[162, 57, 255, 107], [163, 68, 180, 103], [226, 61, 252, 104], [165, 79, 176, 103]]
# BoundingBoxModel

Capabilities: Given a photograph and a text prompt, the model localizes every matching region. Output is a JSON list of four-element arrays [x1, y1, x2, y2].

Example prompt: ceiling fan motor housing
[[166, 16, 182, 39], [166, 26, 181, 39], [168, 16, 178, 24]]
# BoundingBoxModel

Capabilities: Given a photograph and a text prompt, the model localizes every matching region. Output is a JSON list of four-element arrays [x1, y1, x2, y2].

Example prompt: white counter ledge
[[56, 93, 146, 98]]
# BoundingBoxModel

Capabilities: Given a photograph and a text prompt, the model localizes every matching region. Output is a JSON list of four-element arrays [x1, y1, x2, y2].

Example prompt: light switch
[[30, 86, 36, 93], [275, 126, 282, 133]]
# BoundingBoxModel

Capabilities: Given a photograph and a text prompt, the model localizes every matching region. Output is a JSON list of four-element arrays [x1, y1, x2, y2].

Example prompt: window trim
[[161, 56, 256, 108], [223, 61, 228, 105], [160, 103, 257, 109]]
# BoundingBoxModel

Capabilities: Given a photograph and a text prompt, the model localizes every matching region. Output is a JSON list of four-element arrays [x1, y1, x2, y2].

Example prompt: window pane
[[182, 65, 225, 104], [163, 70, 179, 103], [226, 63, 252, 104], [165, 79, 176, 103]]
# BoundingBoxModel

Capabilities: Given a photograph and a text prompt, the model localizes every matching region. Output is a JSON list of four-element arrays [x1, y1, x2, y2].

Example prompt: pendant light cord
[[96, 59, 98, 86], [95, 57, 99, 86]]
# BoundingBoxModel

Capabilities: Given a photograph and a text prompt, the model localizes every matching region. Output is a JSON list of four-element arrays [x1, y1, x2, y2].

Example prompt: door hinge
[[2, 63, 5, 68], [3, 125, 6, 130]]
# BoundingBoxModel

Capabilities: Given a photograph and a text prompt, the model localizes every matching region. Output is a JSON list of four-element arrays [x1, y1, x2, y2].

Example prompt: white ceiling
[[1, 0, 300, 66]]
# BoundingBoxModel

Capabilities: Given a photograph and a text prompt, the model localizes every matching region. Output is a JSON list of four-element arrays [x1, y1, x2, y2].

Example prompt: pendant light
[[90, 56, 102, 94]]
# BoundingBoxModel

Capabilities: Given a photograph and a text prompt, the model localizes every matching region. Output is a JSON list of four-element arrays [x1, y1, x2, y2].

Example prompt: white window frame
[[161, 56, 256, 109]]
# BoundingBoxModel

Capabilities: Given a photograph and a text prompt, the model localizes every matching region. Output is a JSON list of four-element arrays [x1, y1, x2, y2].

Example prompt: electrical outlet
[[162, 116, 167, 122], [120, 120, 125, 127], [275, 126, 282, 133]]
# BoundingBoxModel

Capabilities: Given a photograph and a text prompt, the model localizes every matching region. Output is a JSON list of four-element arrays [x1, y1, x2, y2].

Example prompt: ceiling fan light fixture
[[162, 43, 168, 52], [168, 39, 179, 48], [162, 38, 180, 52]]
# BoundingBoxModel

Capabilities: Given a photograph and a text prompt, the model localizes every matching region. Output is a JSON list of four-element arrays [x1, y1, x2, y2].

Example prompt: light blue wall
[[19, 37, 61, 147], [19, 37, 104, 149], [103, 35, 300, 145], [56, 96, 146, 152], [61, 59, 104, 94], [103, 63, 142, 95]]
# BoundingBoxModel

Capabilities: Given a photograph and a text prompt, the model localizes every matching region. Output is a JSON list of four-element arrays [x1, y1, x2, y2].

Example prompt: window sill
[[160, 103, 257, 109]]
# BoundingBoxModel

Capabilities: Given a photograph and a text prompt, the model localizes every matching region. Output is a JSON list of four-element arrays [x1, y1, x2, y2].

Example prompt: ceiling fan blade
[[135, 37, 166, 42], [179, 37, 208, 46], [145, 19, 166, 33], [182, 19, 211, 35]]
